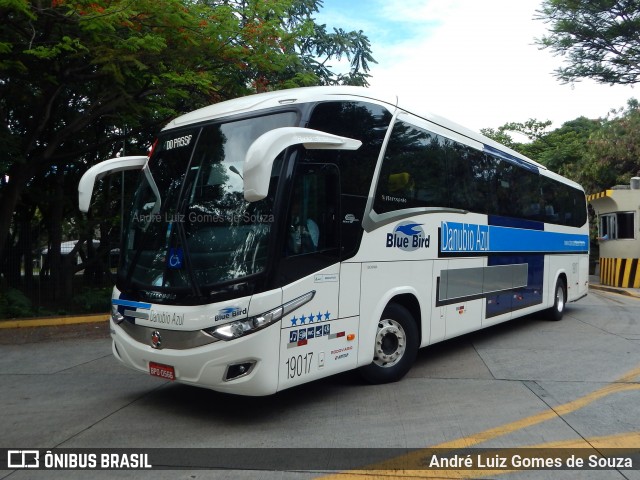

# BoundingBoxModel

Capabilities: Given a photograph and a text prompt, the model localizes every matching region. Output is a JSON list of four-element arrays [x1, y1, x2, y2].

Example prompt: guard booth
[[587, 177, 640, 288]]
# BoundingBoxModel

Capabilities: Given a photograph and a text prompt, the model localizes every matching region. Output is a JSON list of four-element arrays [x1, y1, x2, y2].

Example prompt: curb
[[0, 313, 109, 329], [589, 283, 640, 299]]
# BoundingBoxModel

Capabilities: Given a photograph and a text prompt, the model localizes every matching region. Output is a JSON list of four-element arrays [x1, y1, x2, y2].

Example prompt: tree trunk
[[47, 172, 65, 301], [0, 162, 34, 272]]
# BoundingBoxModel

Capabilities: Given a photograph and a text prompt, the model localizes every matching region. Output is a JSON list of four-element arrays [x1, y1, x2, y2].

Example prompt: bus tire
[[359, 303, 419, 384], [547, 278, 567, 321]]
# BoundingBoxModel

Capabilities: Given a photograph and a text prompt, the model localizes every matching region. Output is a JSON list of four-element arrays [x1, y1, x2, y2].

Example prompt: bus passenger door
[[276, 163, 357, 390], [279, 265, 344, 391]]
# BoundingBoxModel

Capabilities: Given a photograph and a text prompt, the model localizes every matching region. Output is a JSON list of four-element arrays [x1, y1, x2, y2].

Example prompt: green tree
[[0, 0, 375, 302], [481, 119, 553, 154], [482, 118, 594, 176], [536, 0, 640, 84], [535, 117, 602, 180], [482, 106, 640, 195], [478, 127, 519, 150], [574, 99, 640, 192]]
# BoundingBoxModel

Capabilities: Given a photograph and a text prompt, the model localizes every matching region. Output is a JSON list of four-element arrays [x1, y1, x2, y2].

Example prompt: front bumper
[[110, 318, 281, 396]]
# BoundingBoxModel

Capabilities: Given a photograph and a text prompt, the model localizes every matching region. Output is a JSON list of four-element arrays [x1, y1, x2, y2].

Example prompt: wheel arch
[[357, 287, 422, 367], [550, 270, 568, 307], [389, 293, 422, 344], [547, 271, 568, 321]]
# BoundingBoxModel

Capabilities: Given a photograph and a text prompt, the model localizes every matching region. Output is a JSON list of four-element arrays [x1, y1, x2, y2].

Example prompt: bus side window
[[373, 121, 447, 213]]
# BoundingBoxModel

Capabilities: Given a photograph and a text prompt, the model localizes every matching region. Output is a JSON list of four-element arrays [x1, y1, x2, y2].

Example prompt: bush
[[0, 288, 35, 319], [71, 287, 111, 313]]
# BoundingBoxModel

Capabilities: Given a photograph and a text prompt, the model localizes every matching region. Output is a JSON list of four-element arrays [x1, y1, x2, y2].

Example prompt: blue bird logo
[[394, 223, 423, 236]]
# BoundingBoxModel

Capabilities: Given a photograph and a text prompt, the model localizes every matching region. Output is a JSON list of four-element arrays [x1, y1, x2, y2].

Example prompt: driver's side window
[[284, 164, 339, 257]]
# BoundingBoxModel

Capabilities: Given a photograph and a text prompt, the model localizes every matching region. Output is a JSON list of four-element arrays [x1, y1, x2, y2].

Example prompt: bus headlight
[[204, 290, 315, 341], [208, 306, 283, 340]]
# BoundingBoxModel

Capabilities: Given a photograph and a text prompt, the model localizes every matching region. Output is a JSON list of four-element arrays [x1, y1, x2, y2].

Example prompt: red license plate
[[149, 362, 175, 381]]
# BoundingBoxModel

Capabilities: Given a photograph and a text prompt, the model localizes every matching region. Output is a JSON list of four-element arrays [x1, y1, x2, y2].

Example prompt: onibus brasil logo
[[386, 221, 430, 251]]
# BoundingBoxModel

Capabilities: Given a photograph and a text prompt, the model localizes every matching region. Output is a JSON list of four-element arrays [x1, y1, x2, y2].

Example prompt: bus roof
[[163, 86, 397, 129], [163, 86, 551, 177]]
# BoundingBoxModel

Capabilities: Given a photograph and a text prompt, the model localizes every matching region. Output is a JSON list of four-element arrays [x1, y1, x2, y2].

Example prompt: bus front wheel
[[548, 278, 567, 321], [359, 303, 419, 384]]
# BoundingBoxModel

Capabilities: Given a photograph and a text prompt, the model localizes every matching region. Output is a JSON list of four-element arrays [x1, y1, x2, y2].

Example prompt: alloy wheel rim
[[372, 319, 406, 368]]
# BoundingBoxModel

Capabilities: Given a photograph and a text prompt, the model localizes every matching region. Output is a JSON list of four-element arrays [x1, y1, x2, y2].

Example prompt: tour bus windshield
[[120, 112, 297, 297]]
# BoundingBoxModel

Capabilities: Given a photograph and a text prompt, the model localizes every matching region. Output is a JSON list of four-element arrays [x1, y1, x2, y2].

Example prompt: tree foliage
[[481, 119, 553, 152], [0, 0, 375, 306], [536, 0, 640, 85], [575, 99, 640, 191], [483, 100, 640, 194], [534, 117, 602, 180]]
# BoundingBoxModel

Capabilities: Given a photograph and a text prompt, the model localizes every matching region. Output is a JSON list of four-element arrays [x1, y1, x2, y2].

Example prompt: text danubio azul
[[441, 221, 490, 253]]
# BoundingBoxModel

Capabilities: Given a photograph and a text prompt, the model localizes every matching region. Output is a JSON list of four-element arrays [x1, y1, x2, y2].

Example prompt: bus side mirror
[[78, 156, 147, 212], [243, 127, 362, 202]]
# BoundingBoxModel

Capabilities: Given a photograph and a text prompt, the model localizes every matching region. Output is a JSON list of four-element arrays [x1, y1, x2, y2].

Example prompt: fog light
[[224, 361, 256, 381]]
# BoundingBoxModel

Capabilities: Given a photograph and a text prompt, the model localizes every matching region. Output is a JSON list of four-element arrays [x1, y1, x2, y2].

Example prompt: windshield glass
[[120, 112, 297, 295]]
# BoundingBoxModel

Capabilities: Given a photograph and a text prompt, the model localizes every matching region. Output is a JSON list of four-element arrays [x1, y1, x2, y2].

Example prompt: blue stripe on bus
[[440, 221, 588, 255], [112, 298, 152, 310], [489, 227, 587, 253]]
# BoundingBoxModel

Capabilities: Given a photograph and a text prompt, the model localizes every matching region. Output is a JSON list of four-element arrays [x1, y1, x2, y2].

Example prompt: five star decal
[[290, 310, 331, 326]]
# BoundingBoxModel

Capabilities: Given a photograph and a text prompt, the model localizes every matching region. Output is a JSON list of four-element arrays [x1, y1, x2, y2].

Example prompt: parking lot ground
[[1, 288, 639, 479]]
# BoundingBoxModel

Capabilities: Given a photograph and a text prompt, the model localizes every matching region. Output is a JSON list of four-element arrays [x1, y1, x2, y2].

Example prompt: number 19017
[[286, 353, 313, 379]]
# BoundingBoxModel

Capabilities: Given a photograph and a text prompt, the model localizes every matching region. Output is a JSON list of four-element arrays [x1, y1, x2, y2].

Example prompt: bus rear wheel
[[547, 278, 567, 321], [359, 303, 419, 384]]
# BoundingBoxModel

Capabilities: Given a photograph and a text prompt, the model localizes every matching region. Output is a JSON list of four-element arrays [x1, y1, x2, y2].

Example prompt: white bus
[[79, 86, 589, 396]]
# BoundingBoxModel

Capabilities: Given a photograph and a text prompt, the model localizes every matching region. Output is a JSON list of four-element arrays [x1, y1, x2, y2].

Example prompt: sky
[[315, 0, 638, 133]]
